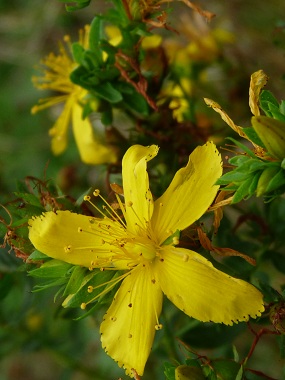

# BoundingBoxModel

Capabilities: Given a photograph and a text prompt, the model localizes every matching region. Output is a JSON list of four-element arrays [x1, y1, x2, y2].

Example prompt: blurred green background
[[1, 1, 285, 379]]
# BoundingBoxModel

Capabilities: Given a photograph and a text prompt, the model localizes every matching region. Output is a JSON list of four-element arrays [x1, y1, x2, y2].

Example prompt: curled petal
[[100, 264, 163, 377], [122, 145, 159, 234], [249, 70, 268, 116], [49, 97, 73, 155], [154, 246, 264, 325]]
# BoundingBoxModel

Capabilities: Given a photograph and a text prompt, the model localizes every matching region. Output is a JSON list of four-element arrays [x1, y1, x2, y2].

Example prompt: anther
[[84, 195, 91, 201], [155, 324, 163, 330], [183, 254, 189, 262], [173, 237, 179, 245], [80, 303, 87, 310], [87, 286, 93, 293], [64, 245, 72, 253], [126, 201, 133, 207], [78, 227, 83, 233], [93, 189, 100, 196]]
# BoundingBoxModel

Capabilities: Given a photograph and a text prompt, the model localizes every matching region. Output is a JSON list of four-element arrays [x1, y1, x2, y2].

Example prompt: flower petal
[[28, 210, 129, 269], [154, 246, 264, 325], [72, 102, 117, 165], [122, 145, 159, 234], [100, 264, 163, 377], [48, 97, 73, 155], [152, 142, 222, 244]]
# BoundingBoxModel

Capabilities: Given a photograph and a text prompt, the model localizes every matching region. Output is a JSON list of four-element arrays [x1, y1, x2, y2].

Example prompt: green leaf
[[28, 250, 49, 261], [64, 0, 91, 11], [89, 16, 104, 65], [29, 259, 72, 278], [14, 192, 42, 208], [266, 168, 285, 193], [72, 42, 85, 65], [259, 90, 279, 116], [164, 362, 176, 380], [243, 127, 266, 148], [216, 170, 250, 185], [211, 360, 241, 380], [63, 266, 87, 296], [248, 171, 261, 196], [62, 270, 116, 308], [228, 155, 251, 167], [232, 176, 254, 203], [92, 82, 123, 103], [280, 100, 285, 116]]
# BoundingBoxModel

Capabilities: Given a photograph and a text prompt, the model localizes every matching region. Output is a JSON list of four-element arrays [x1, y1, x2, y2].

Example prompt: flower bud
[[251, 116, 285, 160], [256, 166, 280, 197], [175, 365, 205, 380]]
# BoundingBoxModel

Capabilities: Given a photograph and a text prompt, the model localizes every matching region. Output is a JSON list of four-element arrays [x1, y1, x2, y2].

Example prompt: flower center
[[132, 241, 157, 261]]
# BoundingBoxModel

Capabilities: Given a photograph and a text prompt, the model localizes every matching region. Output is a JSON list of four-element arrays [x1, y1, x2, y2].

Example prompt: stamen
[[81, 271, 131, 308], [93, 189, 127, 228], [87, 286, 94, 293], [172, 237, 179, 245]]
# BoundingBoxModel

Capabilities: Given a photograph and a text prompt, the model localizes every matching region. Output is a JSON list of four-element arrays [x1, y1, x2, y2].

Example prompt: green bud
[[251, 116, 285, 160], [256, 166, 280, 197], [175, 365, 205, 380]]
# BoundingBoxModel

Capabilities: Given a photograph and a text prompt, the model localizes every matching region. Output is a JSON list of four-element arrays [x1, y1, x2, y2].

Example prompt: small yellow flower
[[32, 25, 117, 165], [28, 142, 264, 377]]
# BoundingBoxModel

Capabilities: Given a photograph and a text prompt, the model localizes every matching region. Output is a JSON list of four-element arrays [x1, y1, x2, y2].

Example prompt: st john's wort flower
[[31, 25, 117, 164], [28, 142, 264, 377]]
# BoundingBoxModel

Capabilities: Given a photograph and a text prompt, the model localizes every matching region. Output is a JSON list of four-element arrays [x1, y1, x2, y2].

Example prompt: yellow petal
[[249, 70, 268, 116], [153, 246, 264, 324], [151, 142, 222, 244], [122, 145, 159, 234], [100, 264, 163, 377], [48, 97, 73, 155], [28, 210, 128, 269], [72, 103, 117, 164]]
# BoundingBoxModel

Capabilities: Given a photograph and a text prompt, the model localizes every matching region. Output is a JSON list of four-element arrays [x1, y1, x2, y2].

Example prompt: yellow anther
[[183, 254, 189, 262], [93, 189, 100, 196], [84, 195, 91, 201], [126, 201, 133, 207], [64, 245, 72, 253], [80, 303, 87, 310], [78, 227, 83, 233], [173, 237, 179, 245], [155, 323, 163, 330], [87, 286, 93, 293]]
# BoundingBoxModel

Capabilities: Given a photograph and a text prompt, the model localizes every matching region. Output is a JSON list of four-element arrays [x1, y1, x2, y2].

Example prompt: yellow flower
[[28, 142, 264, 377], [31, 25, 117, 165]]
